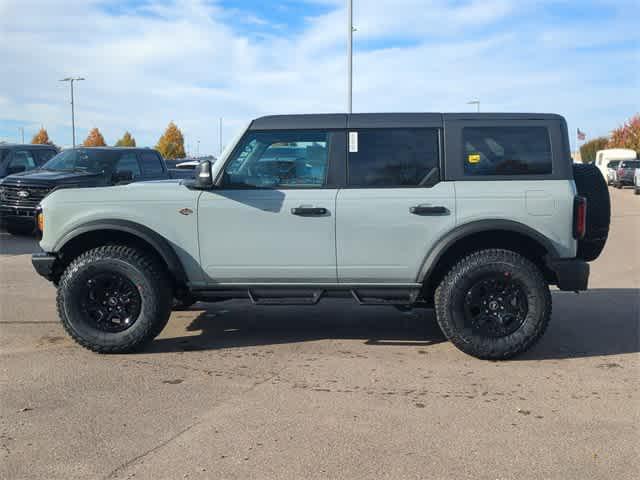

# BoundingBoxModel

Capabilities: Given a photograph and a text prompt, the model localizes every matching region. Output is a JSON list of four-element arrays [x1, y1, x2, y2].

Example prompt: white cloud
[[0, 0, 637, 151]]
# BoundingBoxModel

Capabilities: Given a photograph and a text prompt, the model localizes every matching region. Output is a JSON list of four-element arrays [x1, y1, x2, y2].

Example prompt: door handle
[[410, 205, 449, 216], [291, 206, 328, 216]]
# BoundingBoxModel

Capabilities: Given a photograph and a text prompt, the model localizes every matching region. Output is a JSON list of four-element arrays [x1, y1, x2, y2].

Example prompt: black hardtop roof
[[249, 113, 566, 130]]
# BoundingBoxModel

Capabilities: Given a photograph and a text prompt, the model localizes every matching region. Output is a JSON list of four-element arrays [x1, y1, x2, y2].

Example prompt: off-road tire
[[572, 163, 610, 261], [57, 245, 172, 353], [434, 249, 551, 360]]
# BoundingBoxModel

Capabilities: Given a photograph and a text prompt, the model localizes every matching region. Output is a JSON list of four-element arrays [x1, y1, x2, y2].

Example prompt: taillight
[[573, 196, 587, 239]]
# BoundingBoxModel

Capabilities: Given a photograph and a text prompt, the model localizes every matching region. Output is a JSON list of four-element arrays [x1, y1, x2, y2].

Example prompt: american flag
[[577, 128, 586, 141]]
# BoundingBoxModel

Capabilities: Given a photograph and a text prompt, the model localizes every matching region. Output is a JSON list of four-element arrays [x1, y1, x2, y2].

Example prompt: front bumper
[[546, 258, 589, 291], [32, 252, 58, 281], [0, 205, 37, 227]]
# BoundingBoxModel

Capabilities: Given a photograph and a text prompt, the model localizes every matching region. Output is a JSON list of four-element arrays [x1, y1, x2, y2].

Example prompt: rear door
[[336, 118, 456, 283]]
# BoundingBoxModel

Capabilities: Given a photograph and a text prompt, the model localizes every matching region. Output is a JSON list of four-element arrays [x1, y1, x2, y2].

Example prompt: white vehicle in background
[[634, 166, 640, 195], [595, 149, 637, 182], [176, 160, 201, 170]]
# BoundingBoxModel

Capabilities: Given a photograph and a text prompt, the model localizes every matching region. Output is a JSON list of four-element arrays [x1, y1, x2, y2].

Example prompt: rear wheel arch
[[418, 220, 558, 302], [53, 220, 188, 289]]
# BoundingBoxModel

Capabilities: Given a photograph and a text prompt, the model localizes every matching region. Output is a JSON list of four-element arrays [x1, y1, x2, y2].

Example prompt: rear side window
[[347, 129, 439, 187], [9, 150, 37, 171], [139, 151, 164, 175], [463, 127, 552, 176], [116, 152, 142, 177]]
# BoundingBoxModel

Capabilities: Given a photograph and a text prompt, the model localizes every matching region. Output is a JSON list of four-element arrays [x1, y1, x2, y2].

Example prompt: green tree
[[155, 121, 186, 159], [580, 137, 608, 164], [115, 131, 136, 147], [31, 127, 53, 145], [83, 128, 107, 147]]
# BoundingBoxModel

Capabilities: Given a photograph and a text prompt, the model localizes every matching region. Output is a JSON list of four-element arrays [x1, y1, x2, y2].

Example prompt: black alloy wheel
[[80, 272, 142, 333]]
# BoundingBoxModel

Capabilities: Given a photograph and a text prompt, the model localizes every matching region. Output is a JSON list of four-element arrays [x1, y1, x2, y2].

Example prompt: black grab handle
[[410, 205, 449, 216]]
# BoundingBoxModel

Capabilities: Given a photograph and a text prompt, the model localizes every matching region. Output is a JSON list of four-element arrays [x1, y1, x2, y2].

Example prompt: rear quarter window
[[463, 127, 552, 176], [138, 151, 165, 175]]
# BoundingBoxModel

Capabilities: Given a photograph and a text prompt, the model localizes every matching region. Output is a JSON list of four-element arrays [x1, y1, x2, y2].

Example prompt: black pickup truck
[[0, 147, 182, 234]]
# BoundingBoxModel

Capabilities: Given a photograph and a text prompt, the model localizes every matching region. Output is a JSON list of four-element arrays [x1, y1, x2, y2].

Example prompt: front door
[[198, 129, 340, 284]]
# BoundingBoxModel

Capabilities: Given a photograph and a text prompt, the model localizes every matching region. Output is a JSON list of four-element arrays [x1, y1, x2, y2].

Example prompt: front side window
[[222, 130, 329, 188], [463, 127, 552, 176], [139, 151, 164, 175], [116, 152, 142, 177], [347, 129, 439, 187]]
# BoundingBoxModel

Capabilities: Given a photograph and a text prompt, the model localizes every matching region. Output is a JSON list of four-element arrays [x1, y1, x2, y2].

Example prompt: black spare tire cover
[[573, 163, 610, 261]]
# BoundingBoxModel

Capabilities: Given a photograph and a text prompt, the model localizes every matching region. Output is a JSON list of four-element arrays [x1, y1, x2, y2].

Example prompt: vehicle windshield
[[607, 161, 620, 168], [622, 160, 640, 168], [42, 149, 116, 173]]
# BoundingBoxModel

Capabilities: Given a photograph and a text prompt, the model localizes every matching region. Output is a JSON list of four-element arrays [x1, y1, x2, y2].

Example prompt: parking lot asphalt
[[0, 188, 638, 480]]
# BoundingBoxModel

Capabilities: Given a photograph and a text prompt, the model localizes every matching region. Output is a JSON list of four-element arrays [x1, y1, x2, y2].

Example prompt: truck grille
[[0, 183, 52, 208]]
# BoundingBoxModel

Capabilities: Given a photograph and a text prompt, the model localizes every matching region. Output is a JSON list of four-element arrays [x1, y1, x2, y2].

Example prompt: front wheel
[[434, 249, 551, 360], [57, 245, 172, 353]]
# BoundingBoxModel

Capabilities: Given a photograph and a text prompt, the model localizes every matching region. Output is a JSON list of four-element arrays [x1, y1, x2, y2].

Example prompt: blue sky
[[0, 0, 638, 154]]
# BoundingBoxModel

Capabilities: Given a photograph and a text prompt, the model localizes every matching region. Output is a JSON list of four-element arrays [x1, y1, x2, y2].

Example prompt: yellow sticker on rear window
[[468, 154, 481, 164]]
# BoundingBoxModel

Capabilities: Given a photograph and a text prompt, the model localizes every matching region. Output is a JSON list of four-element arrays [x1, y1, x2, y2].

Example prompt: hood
[[1, 168, 107, 186]]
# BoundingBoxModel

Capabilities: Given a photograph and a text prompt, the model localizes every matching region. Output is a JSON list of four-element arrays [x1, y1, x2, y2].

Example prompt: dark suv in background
[[0, 147, 171, 234], [614, 159, 640, 189], [0, 144, 59, 179]]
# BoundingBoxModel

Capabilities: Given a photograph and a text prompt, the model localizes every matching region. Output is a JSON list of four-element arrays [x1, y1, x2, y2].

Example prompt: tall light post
[[60, 77, 85, 147], [219, 118, 223, 155], [467, 100, 481, 113], [347, 0, 353, 113]]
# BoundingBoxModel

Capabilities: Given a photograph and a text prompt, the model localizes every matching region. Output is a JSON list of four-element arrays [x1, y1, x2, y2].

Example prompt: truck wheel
[[57, 245, 172, 353], [572, 163, 610, 262], [434, 249, 551, 360]]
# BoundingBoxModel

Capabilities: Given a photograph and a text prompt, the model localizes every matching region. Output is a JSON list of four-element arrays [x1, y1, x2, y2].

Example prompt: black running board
[[192, 286, 421, 307]]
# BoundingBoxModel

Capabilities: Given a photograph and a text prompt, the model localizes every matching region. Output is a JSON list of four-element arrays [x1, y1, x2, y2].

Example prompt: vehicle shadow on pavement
[[144, 300, 447, 353], [145, 289, 639, 360], [521, 288, 639, 361], [0, 231, 39, 256]]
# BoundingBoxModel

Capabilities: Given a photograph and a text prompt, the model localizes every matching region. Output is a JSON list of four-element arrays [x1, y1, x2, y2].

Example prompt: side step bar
[[193, 286, 421, 307]]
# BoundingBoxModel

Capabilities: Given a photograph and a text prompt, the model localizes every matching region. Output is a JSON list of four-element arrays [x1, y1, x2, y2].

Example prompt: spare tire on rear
[[573, 163, 610, 261]]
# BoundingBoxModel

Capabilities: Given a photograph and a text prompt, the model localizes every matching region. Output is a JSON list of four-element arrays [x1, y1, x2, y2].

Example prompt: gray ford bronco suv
[[31, 113, 610, 359]]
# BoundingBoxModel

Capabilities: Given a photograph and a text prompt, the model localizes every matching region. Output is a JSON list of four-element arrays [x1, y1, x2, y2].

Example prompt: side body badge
[[179, 208, 193, 216]]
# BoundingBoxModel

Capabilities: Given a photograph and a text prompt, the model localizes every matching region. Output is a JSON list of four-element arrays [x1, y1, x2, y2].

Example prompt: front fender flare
[[53, 219, 188, 285]]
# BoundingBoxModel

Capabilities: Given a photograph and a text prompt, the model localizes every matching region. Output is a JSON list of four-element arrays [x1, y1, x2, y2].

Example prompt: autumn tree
[[155, 121, 186, 159], [579, 137, 608, 164], [608, 114, 640, 154], [83, 128, 107, 147], [31, 127, 53, 145], [115, 131, 136, 147]]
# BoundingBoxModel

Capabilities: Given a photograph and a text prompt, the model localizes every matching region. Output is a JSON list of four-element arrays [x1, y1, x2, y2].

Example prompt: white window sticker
[[349, 131, 358, 153]]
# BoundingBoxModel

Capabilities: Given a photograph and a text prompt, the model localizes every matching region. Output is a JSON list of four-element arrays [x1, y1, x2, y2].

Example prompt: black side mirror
[[113, 170, 134, 184], [194, 160, 213, 189], [7, 165, 26, 175]]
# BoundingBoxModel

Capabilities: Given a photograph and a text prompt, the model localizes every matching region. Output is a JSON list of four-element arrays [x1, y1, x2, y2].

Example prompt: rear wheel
[[434, 249, 551, 360], [57, 245, 172, 353]]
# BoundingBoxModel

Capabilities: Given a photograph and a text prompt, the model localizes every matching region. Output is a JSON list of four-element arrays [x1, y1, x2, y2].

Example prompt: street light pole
[[219, 118, 223, 156], [347, 0, 353, 113], [467, 100, 481, 113], [60, 77, 85, 147]]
